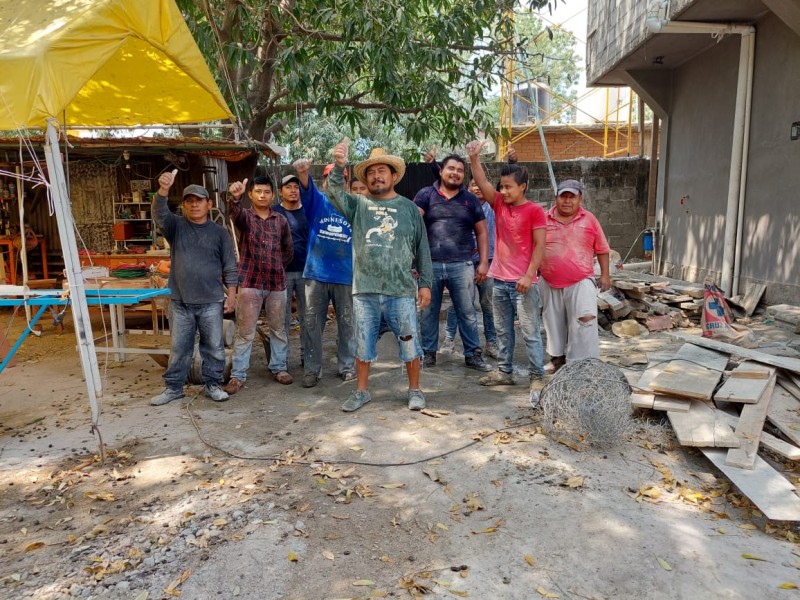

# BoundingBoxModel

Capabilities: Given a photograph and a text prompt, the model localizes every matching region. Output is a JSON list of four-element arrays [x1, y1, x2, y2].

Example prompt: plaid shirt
[[230, 202, 293, 291]]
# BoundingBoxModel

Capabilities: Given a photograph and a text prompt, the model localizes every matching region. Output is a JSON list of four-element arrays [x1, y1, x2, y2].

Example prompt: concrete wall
[[658, 12, 800, 304], [587, 0, 695, 84]]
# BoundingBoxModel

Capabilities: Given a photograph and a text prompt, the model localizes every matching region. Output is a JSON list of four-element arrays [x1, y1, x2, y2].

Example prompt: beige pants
[[540, 277, 600, 362]]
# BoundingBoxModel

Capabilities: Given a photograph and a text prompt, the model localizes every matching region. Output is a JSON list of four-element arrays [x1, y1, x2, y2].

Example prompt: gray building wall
[[587, 0, 695, 84], [659, 12, 800, 303]]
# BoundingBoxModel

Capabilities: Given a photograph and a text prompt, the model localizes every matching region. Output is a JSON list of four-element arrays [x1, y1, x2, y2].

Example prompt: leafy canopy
[[177, 0, 564, 147]]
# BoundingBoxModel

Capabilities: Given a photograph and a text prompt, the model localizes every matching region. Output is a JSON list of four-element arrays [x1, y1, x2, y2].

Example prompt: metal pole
[[44, 119, 105, 457]]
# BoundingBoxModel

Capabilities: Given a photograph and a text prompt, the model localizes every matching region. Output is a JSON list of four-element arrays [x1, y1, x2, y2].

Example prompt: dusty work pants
[[284, 271, 307, 359], [163, 301, 225, 390], [492, 280, 544, 379], [539, 277, 600, 362], [302, 279, 355, 378], [231, 287, 288, 379]]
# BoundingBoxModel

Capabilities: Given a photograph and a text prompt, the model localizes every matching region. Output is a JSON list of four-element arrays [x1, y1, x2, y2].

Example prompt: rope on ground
[[183, 393, 533, 467]]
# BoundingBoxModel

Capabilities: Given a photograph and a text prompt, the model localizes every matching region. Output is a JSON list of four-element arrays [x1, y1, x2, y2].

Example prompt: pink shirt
[[488, 194, 547, 283], [540, 206, 610, 289]]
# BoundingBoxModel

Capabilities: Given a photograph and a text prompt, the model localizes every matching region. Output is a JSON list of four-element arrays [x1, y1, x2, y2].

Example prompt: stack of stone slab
[[630, 334, 800, 521]]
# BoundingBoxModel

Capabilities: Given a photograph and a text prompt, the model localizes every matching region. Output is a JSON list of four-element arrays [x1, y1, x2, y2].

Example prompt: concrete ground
[[1, 307, 800, 599]]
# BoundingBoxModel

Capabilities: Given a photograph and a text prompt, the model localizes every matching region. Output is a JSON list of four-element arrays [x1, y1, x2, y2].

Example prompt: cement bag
[[701, 280, 758, 348]]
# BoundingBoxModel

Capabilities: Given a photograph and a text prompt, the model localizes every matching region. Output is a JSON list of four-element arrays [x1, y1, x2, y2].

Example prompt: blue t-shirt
[[413, 182, 485, 262], [273, 204, 309, 273], [299, 176, 353, 285]]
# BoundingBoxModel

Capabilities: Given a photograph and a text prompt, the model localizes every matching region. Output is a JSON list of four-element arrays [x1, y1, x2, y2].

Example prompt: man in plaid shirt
[[225, 176, 294, 393]]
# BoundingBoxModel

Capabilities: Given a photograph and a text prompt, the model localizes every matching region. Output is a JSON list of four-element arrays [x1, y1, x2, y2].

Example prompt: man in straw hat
[[538, 179, 611, 370], [326, 138, 433, 412]]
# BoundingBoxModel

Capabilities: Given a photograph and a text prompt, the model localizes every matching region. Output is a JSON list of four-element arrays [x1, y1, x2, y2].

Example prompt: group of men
[[149, 137, 611, 412]]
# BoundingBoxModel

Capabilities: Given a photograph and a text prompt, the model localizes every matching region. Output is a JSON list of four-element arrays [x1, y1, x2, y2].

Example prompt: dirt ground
[[2, 306, 800, 600]]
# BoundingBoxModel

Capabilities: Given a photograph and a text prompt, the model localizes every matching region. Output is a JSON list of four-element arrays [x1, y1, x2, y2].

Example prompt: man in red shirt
[[539, 180, 611, 371]]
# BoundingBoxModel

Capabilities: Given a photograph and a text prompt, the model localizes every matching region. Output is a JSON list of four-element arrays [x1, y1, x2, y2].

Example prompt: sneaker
[[440, 337, 455, 354], [545, 355, 566, 374], [150, 387, 185, 406], [273, 371, 294, 385], [224, 377, 245, 395], [465, 351, 492, 372], [302, 373, 320, 388], [205, 384, 229, 402], [342, 390, 372, 412], [422, 351, 437, 368], [479, 370, 515, 386], [484, 341, 499, 359], [340, 371, 356, 382], [408, 388, 426, 411]]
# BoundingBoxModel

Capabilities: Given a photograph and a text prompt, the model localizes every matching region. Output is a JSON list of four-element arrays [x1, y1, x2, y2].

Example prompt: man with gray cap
[[539, 179, 611, 371], [274, 174, 309, 371], [149, 171, 238, 406]]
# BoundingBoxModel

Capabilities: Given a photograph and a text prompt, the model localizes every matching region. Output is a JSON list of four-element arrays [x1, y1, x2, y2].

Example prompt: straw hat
[[611, 319, 648, 338], [353, 148, 406, 185]]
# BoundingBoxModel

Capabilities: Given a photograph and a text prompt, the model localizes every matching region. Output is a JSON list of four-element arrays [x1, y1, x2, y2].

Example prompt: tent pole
[[43, 119, 105, 460]]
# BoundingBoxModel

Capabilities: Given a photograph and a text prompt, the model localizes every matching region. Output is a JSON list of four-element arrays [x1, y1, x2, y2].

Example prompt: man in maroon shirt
[[225, 176, 294, 393]]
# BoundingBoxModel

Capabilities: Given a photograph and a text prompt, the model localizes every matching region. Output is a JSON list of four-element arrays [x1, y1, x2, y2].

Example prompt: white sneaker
[[440, 337, 455, 354], [204, 385, 229, 402]]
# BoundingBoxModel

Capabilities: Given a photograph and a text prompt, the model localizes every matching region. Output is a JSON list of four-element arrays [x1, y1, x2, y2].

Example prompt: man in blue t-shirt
[[274, 175, 309, 368], [413, 154, 492, 373], [292, 159, 357, 387]]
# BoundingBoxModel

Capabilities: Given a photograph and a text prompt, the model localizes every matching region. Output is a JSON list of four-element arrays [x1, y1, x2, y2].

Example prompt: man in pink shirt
[[539, 180, 611, 371], [467, 141, 547, 393]]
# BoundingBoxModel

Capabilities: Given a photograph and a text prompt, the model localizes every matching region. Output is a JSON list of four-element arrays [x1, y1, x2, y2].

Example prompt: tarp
[[0, 0, 233, 129]]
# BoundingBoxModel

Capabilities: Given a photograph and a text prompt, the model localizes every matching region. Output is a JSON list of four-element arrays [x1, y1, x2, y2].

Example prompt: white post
[[720, 32, 753, 295], [43, 119, 104, 453]]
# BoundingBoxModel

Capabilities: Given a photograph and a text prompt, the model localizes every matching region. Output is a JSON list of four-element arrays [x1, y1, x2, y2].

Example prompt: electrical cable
[[183, 393, 535, 467]]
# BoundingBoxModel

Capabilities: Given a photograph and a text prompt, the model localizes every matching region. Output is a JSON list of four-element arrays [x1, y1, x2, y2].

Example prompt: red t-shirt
[[540, 206, 610, 288], [488, 194, 546, 283]]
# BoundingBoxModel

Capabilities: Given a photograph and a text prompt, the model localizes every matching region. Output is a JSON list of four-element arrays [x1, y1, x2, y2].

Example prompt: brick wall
[[510, 123, 656, 162]]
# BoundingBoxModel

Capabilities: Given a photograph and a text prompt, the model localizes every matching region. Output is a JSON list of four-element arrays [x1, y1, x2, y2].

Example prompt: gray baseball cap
[[280, 174, 300, 187], [182, 184, 210, 199], [556, 179, 583, 196]]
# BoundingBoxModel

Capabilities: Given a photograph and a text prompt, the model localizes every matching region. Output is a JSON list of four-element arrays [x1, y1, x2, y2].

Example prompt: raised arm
[[466, 140, 496, 206], [293, 158, 323, 219], [153, 169, 179, 239], [227, 178, 250, 231], [327, 138, 357, 221]]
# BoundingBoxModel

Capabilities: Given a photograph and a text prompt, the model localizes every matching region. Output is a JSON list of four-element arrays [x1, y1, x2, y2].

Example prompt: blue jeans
[[231, 287, 288, 379], [420, 261, 481, 358], [163, 301, 225, 390], [352, 294, 422, 363], [284, 271, 307, 356], [303, 280, 355, 377], [445, 268, 495, 345], [492, 280, 544, 378]]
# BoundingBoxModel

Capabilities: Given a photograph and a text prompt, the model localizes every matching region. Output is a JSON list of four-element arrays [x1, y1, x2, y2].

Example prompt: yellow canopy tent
[[0, 0, 234, 457], [0, 0, 232, 128]]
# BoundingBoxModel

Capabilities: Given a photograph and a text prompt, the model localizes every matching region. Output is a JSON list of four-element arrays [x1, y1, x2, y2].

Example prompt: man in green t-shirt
[[327, 138, 433, 412]]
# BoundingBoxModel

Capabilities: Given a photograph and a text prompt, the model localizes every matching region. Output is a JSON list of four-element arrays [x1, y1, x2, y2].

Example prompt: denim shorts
[[352, 293, 422, 363]]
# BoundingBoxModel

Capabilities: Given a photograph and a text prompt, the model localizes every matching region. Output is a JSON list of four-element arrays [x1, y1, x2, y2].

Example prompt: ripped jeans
[[352, 293, 422, 363]]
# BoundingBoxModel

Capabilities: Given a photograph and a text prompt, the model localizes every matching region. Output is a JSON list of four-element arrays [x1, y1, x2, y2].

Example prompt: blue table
[[0, 288, 171, 372]]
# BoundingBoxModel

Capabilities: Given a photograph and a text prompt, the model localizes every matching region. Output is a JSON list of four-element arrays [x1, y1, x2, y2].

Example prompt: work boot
[[440, 337, 455, 354], [272, 371, 294, 385], [150, 387, 185, 406], [484, 341, 499, 359], [302, 373, 320, 388], [545, 355, 566, 374], [408, 388, 426, 411], [529, 376, 545, 394], [340, 371, 356, 382], [342, 390, 372, 412], [465, 350, 492, 372], [204, 384, 229, 402], [479, 370, 515, 386], [224, 377, 245, 395], [422, 351, 437, 368]]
